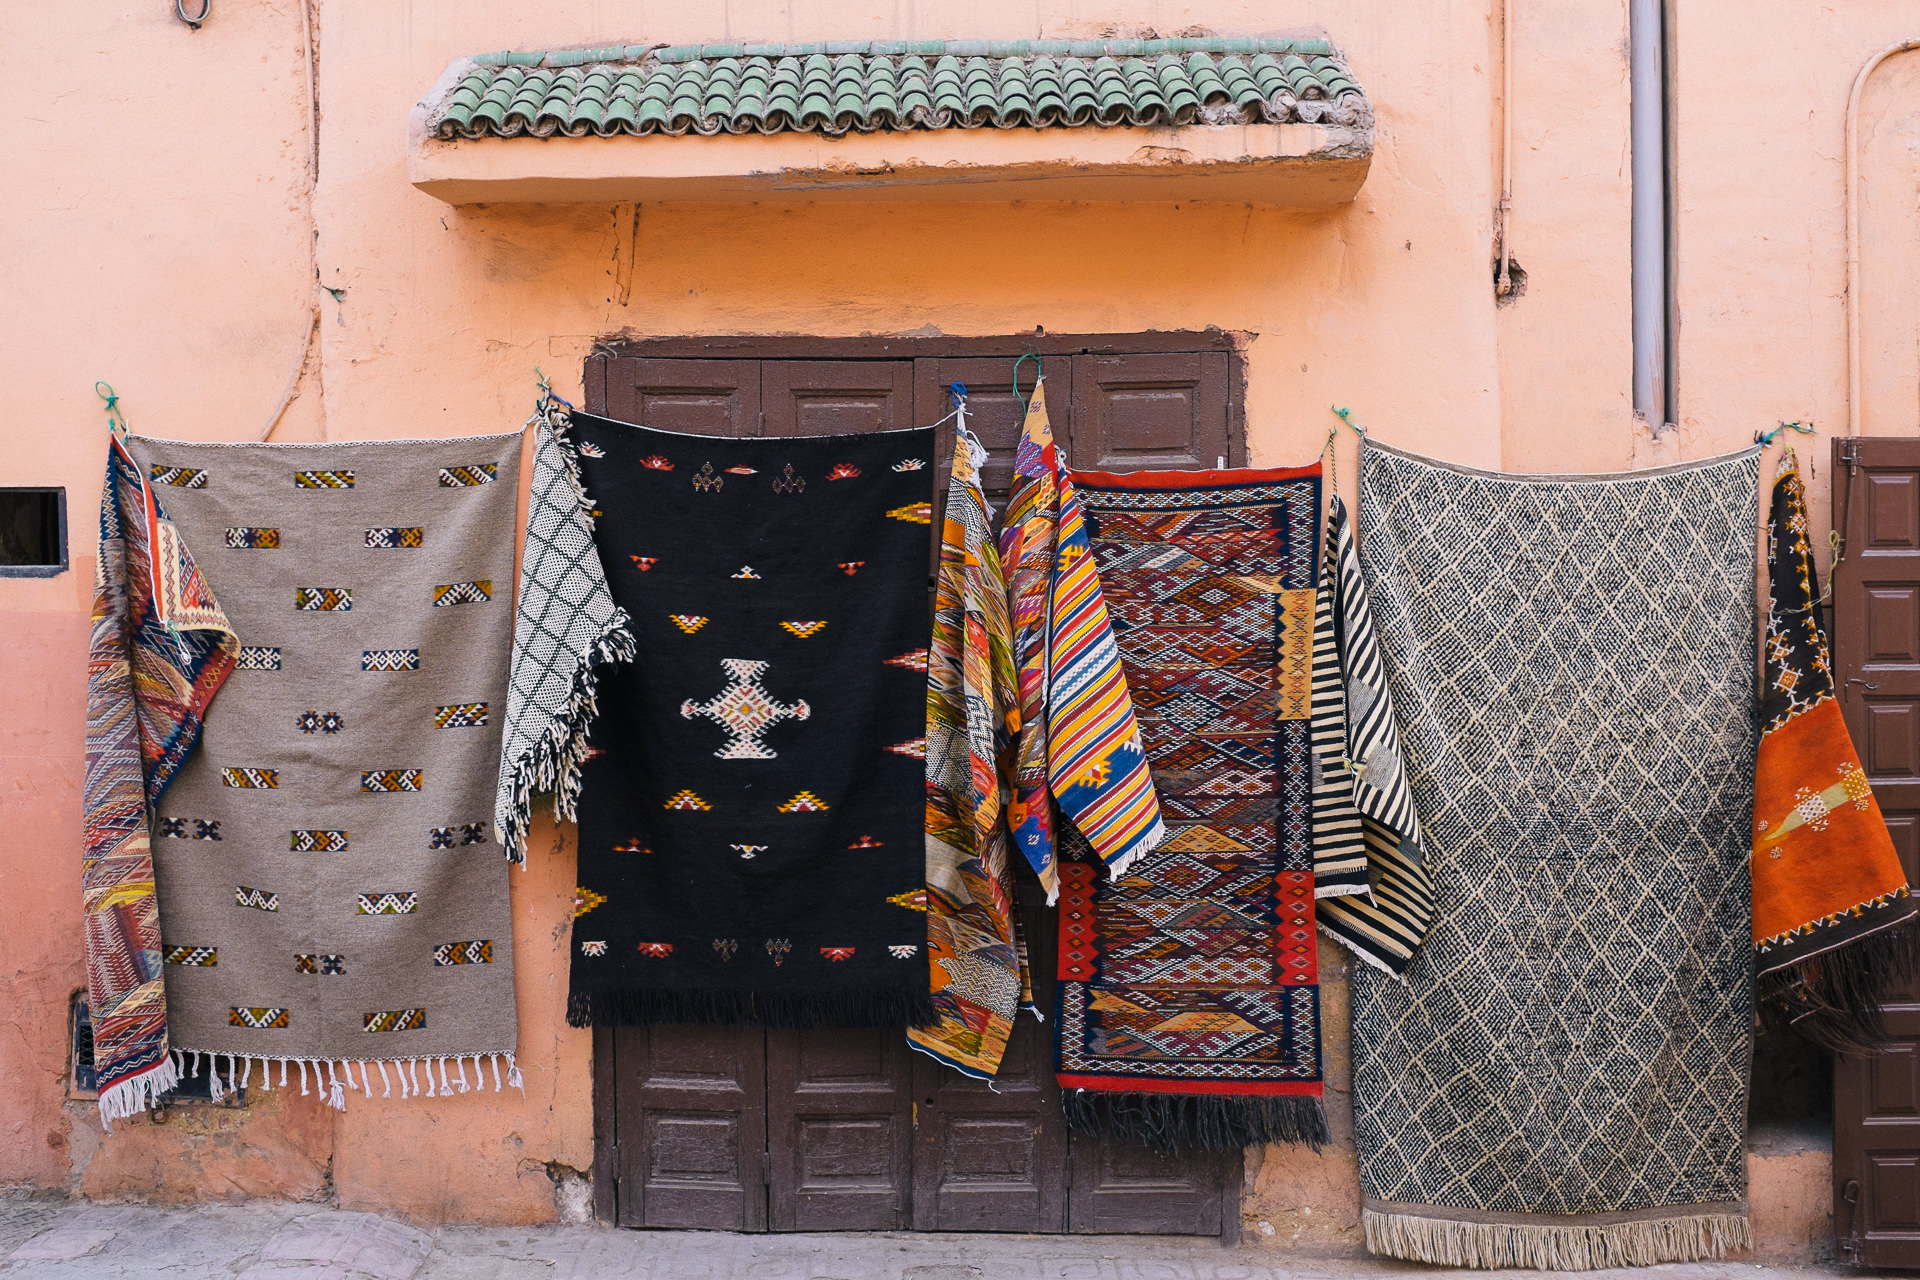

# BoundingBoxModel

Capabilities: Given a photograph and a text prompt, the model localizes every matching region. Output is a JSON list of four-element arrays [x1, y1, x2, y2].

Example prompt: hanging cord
[[1755, 420, 1816, 448], [175, 0, 211, 28], [96, 383, 129, 441], [1330, 405, 1368, 439], [1011, 353, 1043, 407]]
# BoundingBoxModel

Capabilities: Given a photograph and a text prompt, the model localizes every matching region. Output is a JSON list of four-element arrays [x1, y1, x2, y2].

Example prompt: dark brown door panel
[[1066, 1136, 1234, 1235], [1073, 352, 1235, 473], [600, 357, 761, 436], [763, 361, 915, 437], [769, 1027, 913, 1229], [609, 1024, 768, 1230]]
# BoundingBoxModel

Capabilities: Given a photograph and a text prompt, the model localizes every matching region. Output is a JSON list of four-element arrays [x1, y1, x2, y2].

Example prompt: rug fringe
[[1760, 924, 1918, 1054], [1362, 1207, 1751, 1270], [167, 1050, 522, 1111], [568, 987, 938, 1031], [1062, 1089, 1328, 1154], [497, 611, 636, 865], [96, 1052, 182, 1129]]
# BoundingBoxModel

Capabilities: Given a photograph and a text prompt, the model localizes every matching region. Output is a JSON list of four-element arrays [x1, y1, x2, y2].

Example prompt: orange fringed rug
[[1753, 456, 1915, 1050]]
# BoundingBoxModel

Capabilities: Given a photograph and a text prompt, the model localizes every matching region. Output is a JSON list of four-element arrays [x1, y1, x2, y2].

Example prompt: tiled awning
[[429, 38, 1369, 140], [410, 36, 1374, 207]]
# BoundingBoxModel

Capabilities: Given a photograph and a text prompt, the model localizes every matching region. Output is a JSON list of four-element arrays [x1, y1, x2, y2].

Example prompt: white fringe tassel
[[132, 1053, 524, 1116], [1363, 1208, 1753, 1271], [95, 1051, 183, 1129]]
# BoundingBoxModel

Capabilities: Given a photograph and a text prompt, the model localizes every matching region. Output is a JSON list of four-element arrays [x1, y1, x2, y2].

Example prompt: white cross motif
[[680, 658, 811, 760]]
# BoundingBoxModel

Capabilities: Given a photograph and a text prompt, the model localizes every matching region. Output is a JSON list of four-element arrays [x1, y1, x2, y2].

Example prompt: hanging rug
[[85, 436, 238, 1123], [495, 407, 636, 865], [1350, 440, 1760, 1269], [1056, 464, 1329, 1153], [908, 424, 1026, 1077], [566, 412, 935, 1029], [1752, 455, 1914, 1051], [123, 432, 525, 1108]]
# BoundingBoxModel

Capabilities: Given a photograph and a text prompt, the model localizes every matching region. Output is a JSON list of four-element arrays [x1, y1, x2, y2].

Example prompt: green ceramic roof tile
[[434, 36, 1366, 140]]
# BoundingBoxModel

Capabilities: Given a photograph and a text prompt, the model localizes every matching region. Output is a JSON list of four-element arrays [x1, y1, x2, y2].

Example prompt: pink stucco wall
[[3, 0, 1917, 1250]]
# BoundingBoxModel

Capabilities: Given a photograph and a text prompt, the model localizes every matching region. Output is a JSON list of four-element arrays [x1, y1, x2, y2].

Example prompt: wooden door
[[767, 1028, 914, 1230], [911, 883, 1070, 1231], [1831, 437, 1920, 1266], [585, 339, 1246, 1236], [596, 1025, 769, 1231]]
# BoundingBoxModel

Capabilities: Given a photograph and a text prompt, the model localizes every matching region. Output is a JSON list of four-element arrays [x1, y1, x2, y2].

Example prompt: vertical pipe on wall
[[1629, 0, 1669, 431]]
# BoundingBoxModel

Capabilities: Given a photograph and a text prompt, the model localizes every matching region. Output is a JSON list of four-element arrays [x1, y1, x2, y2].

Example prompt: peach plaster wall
[[0, 0, 1915, 1249]]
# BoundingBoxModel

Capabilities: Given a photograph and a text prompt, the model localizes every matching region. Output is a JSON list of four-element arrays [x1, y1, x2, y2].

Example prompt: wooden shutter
[[603, 1025, 769, 1230], [1071, 352, 1237, 473], [596, 357, 760, 435], [766, 1028, 914, 1230], [1832, 437, 1920, 1266]]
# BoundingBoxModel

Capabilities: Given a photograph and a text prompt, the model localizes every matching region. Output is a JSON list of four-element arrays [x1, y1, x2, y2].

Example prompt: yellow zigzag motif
[[665, 789, 711, 810], [780, 620, 827, 638], [778, 791, 829, 812], [670, 615, 709, 633], [887, 502, 933, 524]]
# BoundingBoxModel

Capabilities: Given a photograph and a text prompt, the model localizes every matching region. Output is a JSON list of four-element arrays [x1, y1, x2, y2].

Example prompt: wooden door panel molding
[[1867, 471, 1920, 551], [599, 357, 760, 436], [769, 1027, 912, 1230], [762, 361, 915, 438], [1066, 1138, 1233, 1236], [1832, 436, 1920, 1267], [600, 331, 1242, 362], [610, 1025, 768, 1230], [1073, 352, 1238, 473]]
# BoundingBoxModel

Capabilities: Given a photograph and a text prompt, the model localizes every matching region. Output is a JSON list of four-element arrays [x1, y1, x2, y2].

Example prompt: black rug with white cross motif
[[566, 412, 937, 1028]]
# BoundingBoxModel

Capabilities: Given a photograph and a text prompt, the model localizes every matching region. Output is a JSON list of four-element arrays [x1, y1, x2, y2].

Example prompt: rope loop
[[1331, 405, 1368, 437], [175, 0, 211, 28], [1011, 353, 1043, 407], [95, 382, 128, 440]]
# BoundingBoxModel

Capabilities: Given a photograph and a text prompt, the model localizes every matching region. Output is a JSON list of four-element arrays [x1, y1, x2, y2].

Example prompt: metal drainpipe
[[1629, 0, 1671, 432]]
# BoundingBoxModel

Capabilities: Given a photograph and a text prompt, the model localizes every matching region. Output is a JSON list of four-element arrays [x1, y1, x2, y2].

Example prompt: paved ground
[[0, 1198, 1855, 1279]]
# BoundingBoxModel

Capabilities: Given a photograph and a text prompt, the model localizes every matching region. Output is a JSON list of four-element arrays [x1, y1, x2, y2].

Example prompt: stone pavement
[[0, 1198, 1854, 1280]]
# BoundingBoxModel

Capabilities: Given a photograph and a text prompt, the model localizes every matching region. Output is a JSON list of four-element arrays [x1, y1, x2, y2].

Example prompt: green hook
[[1331, 405, 1367, 437]]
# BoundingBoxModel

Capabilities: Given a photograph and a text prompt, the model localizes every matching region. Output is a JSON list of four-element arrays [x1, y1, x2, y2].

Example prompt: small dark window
[[70, 993, 244, 1107], [0, 488, 66, 577]]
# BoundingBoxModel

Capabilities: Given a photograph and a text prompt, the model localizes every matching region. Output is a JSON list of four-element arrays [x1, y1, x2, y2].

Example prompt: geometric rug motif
[[1058, 464, 1325, 1109], [1350, 440, 1761, 1267]]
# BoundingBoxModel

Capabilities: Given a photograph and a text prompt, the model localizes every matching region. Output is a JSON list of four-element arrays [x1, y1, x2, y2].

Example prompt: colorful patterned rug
[[1753, 454, 1915, 1051], [1352, 440, 1760, 1269], [1056, 464, 1329, 1153], [1310, 493, 1433, 977], [1000, 386, 1165, 898], [566, 413, 936, 1029], [123, 433, 524, 1107], [85, 435, 238, 1123], [908, 423, 1025, 1077], [496, 405, 636, 865]]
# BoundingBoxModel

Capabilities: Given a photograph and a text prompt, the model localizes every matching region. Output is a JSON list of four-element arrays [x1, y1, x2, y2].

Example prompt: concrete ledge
[[408, 79, 1373, 206]]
